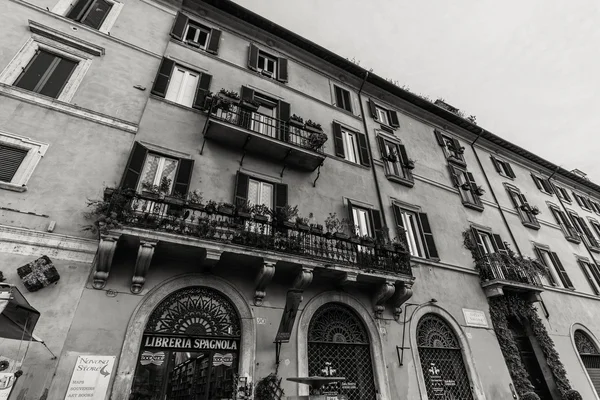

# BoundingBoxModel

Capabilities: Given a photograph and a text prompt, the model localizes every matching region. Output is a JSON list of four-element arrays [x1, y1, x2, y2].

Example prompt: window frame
[[505, 185, 540, 229], [448, 164, 484, 211], [0, 37, 93, 103], [534, 245, 574, 289], [531, 174, 553, 196], [183, 21, 211, 49], [375, 106, 390, 126], [164, 65, 201, 108], [577, 258, 600, 295], [52, 0, 123, 34], [493, 157, 515, 179], [0, 130, 49, 192], [396, 207, 426, 258], [548, 204, 581, 244], [257, 50, 278, 76], [333, 85, 353, 113], [573, 192, 593, 212], [137, 153, 179, 195], [568, 211, 600, 251], [435, 130, 466, 165], [341, 129, 359, 164], [378, 134, 413, 186], [554, 186, 572, 203]]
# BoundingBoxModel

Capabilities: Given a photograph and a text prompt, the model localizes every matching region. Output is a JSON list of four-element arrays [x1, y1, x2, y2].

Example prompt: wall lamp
[[397, 299, 437, 366]]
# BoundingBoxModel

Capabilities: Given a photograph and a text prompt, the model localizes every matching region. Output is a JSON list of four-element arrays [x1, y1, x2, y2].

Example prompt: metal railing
[[209, 101, 326, 153], [477, 253, 542, 286], [110, 192, 412, 276]]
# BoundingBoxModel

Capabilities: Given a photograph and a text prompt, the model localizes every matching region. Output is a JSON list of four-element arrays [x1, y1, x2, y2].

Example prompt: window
[[470, 228, 507, 257], [434, 130, 465, 164], [578, 259, 600, 295], [334, 85, 353, 113], [392, 204, 438, 259], [531, 174, 553, 195], [13, 49, 77, 99], [448, 165, 483, 210], [247, 44, 288, 82], [250, 93, 277, 136], [0, 145, 28, 183], [589, 219, 600, 241], [0, 131, 48, 192], [151, 58, 212, 110], [66, 0, 113, 29], [568, 212, 600, 250], [248, 179, 273, 209], [555, 186, 572, 203], [347, 200, 383, 240], [573, 192, 593, 211], [170, 13, 222, 54], [591, 200, 600, 215], [138, 154, 178, 194], [491, 156, 515, 178], [332, 123, 370, 166], [233, 172, 287, 214], [534, 246, 574, 289], [506, 186, 539, 229], [368, 99, 399, 128], [548, 206, 580, 243], [377, 136, 413, 185]]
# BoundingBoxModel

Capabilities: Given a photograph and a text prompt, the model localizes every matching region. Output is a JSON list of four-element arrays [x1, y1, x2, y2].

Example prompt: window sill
[[522, 221, 541, 230], [590, 247, 600, 254], [463, 201, 484, 212], [566, 236, 582, 244], [447, 156, 467, 167], [538, 190, 554, 197], [150, 94, 206, 114], [0, 182, 27, 192], [385, 174, 414, 188], [331, 155, 370, 170], [498, 173, 515, 181]]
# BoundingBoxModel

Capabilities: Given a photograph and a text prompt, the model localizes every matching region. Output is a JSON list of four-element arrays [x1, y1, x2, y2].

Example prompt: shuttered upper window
[[491, 156, 515, 178], [347, 200, 383, 241], [505, 186, 539, 229], [66, 0, 113, 30], [531, 174, 553, 195], [332, 123, 370, 166], [534, 246, 574, 289], [578, 259, 600, 295], [555, 186, 572, 203], [434, 130, 465, 164], [448, 165, 484, 211], [334, 85, 353, 113], [376, 136, 413, 186], [151, 58, 212, 110], [234, 172, 287, 214], [548, 205, 581, 243], [393, 204, 438, 259], [247, 44, 288, 83], [171, 12, 222, 54], [568, 212, 600, 251], [0, 144, 29, 183], [13, 50, 78, 99], [367, 99, 399, 129]]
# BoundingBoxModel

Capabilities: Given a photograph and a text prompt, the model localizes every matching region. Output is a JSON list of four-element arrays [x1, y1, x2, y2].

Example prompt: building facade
[[1, 0, 600, 399]]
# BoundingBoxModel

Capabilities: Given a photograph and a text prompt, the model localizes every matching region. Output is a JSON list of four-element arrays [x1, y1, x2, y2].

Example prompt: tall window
[[308, 303, 376, 400], [574, 330, 600, 396], [574, 192, 593, 211], [434, 130, 465, 163], [13, 50, 78, 99], [0, 144, 29, 183], [247, 179, 273, 210], [392, 205, 438, 259], [165, 66, 200, 107], [568, 211, 600, 250], [138, 154, 178, 194], [66, 0, 113, 29], [417, 314, 474, 400], [448, 165, 483, 210], [491, 156, 515, 178], [342, 130, 359, 164], [375, 106, 389, 126], [397, 209, 424, 257], [257, 51, 277, 76], [183, 21, 211, 49], [250, 93, 277, 137], [378, 137, 413, 184], [578, 259, 600, 295], [352, 206, 372, 238], [531, 175, 553, 195], [506, 187, 539, 229], [549, 206, 580, 243], [334, 85, 353, 112], [534, 247, 574, 289], [555, 186, 572, 203]]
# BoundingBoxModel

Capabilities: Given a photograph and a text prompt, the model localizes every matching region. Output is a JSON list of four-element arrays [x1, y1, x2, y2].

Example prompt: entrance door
[[574, 330, 600, 396], [508, 318, 552, 400], [130, 287, 241, 400]]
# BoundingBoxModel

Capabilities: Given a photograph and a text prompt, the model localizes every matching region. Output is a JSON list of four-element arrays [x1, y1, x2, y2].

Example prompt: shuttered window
[[233, 172, 287, 213], [151, 58, 212, 110], [334, 85, 353, 112], [332, 123, 370, 166], [568, 212, 600, 250], [506, 187, 540, 229], [490, 156, 515, 178], [171, 12, 222, 54], [535, 247, 574, 289], [0, 144, 28, 183], [531, 174, 553, 195], [392, 205, 438, 259], [368, 99, 399, 128], [13, 50, 78, 99], [448, 165, 483, 210], [66, 0, 113, 30], [434, 129, 465, 164], [376, 136, 413, 184], [347, 200, 383, 241]]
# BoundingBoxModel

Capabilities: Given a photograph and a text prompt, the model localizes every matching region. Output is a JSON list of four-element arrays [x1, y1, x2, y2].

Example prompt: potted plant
[[141, 182, 160, 200], [334, 218, 351, 240], [296, 216, 310, 232], [218, 202, 235, 216], [252, 204, 270, 223], [460, 183, 471, 191], [304, 119, 323, 133], [360, 234, 376, 247], [404, 159, 416, 170], [520, 204, 531, 212], [275, 205, 299, 228], [325, 213, 341, 238], [531, 206, 541, 215], [236, 201, 253, 219], [474, 186, 485, 196], [240, 97, 261, 111], [165, 191, 186, 206], [219, 88, 240, 103], [289, 114, 304, 128], [307, 131, 328, 150], [382, 153, 398, 163], [310, 223, 324, 235], [187, 190, 204, 210], [349, 229, 361, 244], [204, 200, 218, 214], [17, 256, 60, 293]]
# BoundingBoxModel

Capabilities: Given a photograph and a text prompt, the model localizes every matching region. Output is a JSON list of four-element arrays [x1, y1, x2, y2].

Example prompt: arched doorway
[[129, 286, 241, 400], [416, 314, 474, 400], [507, 317, 552, 400], [575, 329, 600, 396], [307, 303, 377, 400]]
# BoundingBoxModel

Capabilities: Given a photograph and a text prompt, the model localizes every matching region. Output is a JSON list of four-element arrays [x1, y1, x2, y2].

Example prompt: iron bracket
[[239, 136, 252, 166], [313, 162, 323, 187], [280, 149, 292, 177]]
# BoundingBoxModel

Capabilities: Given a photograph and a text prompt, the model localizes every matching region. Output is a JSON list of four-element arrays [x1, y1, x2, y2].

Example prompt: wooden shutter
[[342, 89, 352, 112], [334, 86, 343, 107], [120, 142, 148, 190], [550, 252, 574, 289], [368, 99, 377, 118], [389, 111, 400, 128], [206, 29, 221, 54], [347, 199, 356, 232], [491, 156, 501, 173], [541, 179, 553, 194], [467, 172, 478, 193], [392, 204, 405, 231], [170, 12, 188, 40], [531, 175, 542, 191], [434, 129, 445, 146], [192, 73, 212, 110], [579, 217, 600, 247], [534, 247, 557, 286], [332, 122, 345, 158], [151, 58, 175, 97], [399, 144, 412, 179], [173, 158, 194, 196], [470, 228, 485, 258], [506, 162, 516, 178], [234, 172, 250, 207], [0, 144, 28, 183], [277, 57, 288, 83], [274, 183, 288, 214], [573, 193, 583, 207], [376, 136, 387, 159], [492, 234, 509, 255], [588, 263, 600, 292], [248, 44, 259, 71], [67, 0, 93, 20], [370, 209, 384, 240], [451, 138, 464, 160], [579, 261, 599, 295], [563, 189, 572, 202], [447, 165, 460, 187], [277, 100, 291, 141], [357, 132, 370, 166], [418, 213, 438, 259], [241, 86, 255, 102]]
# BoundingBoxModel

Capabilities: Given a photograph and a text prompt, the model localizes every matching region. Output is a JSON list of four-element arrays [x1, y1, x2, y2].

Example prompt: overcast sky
[[235, 0, 600, 183]]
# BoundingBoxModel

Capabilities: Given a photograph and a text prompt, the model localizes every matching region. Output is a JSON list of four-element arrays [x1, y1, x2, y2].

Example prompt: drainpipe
[[357, 71, 389, 232], [470, 128, 522, 256]]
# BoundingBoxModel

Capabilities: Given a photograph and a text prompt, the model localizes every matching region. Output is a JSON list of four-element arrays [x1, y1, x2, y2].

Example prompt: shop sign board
[[142, 334, 239, 351], [64, 355, 115, 400], [462, 308, 489, 328]]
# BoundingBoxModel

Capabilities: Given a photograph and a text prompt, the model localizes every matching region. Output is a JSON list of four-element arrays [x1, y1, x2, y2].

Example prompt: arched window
[[308, 303, 376, 400], [575, 329, 600, 395], [417, 314, 474, 400], [130, 287, 241, 400]]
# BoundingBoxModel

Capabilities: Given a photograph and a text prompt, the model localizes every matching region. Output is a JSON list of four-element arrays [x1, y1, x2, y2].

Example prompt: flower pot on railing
[[218, 90, 240, 104], [349, 236, 360, 244], [404, 160, 416, 170], [531, 207, 541, 215], [253, 214, 269, 223], [282, 220, 296, 229], [188, 202, 204, 211], [310, 224, 324, 235], [103, 187, 115, 201], [237, 209, 252, 219], [520, 204, 531, 212], [361, 237, 376, 248], [334, 232, 349, 240], [474, 187, 485, 196], [165, 195, 186, 207], [307, 131, 328, 150], [17, 256, 60, 292], [460, 183, 471, 191], [289, 116, 304, 129], [141, 190, 160, 200], [218, 204, 235, 216]]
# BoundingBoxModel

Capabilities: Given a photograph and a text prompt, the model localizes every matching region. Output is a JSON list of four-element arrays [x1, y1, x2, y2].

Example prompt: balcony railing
[[477, 253, 542, 287], [106, 191, 412, 277]]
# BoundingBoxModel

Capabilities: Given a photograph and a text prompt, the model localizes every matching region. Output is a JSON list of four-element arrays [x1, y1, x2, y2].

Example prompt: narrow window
[[578, 259, 600, 295], [0, 144, 29, 183], [137, 153, 178, 194], [183, 21, 211, 49], [536, 247, 573, 289], [13, 50, 78, 99], [334, 85, 353, 112], [399, 210, 425, 257], [375, 106, 389, 126], [352, 206, 372, 238], [507, 188, 539, 228], [257, 51, 277, 75], [555, 186, 571, 203], [164, 66, 200, 107], [343, 130, 359, 164], [66, 0, 113, 30], [248, 179, 274, 209], [250, 93, 277, 136]]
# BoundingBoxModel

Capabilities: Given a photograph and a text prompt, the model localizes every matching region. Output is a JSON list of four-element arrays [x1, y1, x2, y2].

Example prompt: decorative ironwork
[[308, 304, 376, 400], [145, 287, 241, 337], [477, 253, 542, 287], [575, 330, 599, 355], [417, 314, 474, 400]]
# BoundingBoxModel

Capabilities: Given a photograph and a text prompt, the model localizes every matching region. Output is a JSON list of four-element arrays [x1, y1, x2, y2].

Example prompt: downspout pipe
[[470, 128, 522, 256], [357, 72, 389, 233]]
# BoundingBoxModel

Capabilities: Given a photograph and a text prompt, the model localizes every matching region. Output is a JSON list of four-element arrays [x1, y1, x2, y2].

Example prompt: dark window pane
[[185, 26, 197, 41], [335, 86, 343, 106], [14, 50, 55, 92], [81, 0, 112, 29], [39, 57, 77, 98], [0, 144, 28, 182], [67, 0, 92, 21], [343, 89, 352, 111]]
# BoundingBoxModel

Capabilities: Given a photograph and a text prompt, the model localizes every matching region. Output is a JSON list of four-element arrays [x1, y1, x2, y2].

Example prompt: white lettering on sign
[[143, 335, 238, 350], [64, 355, 115, 400], [462, 308, 489, 328], [257, 317, 267, 325]]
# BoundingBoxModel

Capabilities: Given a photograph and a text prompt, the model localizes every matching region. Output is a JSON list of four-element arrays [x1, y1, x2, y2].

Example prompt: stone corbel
[[131, 240, 158, 294], [373, 281, 396, 319], [92, 234, 120, 289], [391, 282, 414, 321], [254, 261, 276, 306], [339, 271, 358, 286], [293, 267, 313, 291]]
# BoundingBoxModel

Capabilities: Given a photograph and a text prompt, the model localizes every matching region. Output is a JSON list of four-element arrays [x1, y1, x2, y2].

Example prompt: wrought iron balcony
[[204, 101, 327, 172], [477, 253, 543, 299]]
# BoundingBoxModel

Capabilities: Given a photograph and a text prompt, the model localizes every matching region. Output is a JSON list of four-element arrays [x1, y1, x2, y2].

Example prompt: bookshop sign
[[142, 334, 239, 352]]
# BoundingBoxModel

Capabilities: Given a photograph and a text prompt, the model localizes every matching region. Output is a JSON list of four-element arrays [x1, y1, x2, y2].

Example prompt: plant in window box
[[304, 119, 323, 133], [289, 114, 304, 128], [348, 228, 361, 244], [360, 234, 376, 247], [204, 200, 218, 214], [325, 213, 343, 238], [404, 159, 416, 170], [519, 204, 531, 212], [187, 190, 204, 210], [252, 204, 271, 223], [307, 131, 328, 150], [310, 223, 324, 235], [141, 182, 161, 199], [236, 201, 253, 219], [531, 206, 541, 215], [474, 185, 486, 196], [217, 202, 235, 216], [165, 191, 187, 206], [218, 88, 240, 102], [295, 215, 311, 231], [382, 152, 398, 163], [273, 205, 299, 228], [460, 182, 471, 191]]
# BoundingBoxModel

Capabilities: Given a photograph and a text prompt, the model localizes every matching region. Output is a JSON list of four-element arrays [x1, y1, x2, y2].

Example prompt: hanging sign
[[64, 355, 115, 400], [275, 289, 304, 343], [212, 353, 234, 367], [140, 351, 165, 366], [142, 335, 239, 351], [428, 363, 445, 397], [462, 308, 489, 328], [0, 373, 16, 400]]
